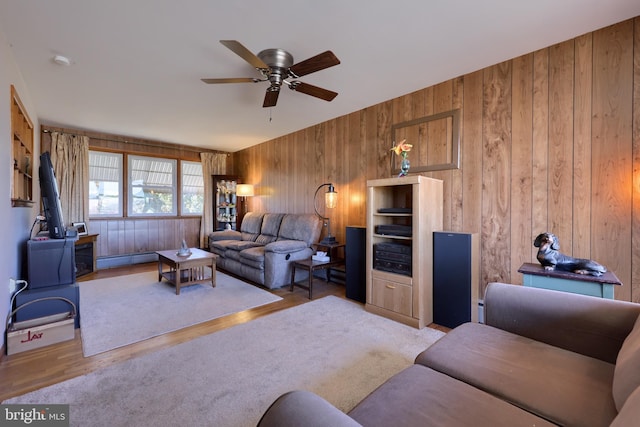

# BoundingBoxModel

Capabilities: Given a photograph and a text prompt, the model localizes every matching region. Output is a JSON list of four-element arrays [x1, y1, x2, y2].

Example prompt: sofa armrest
[[258, 391, 361, 427], [264, 244, 314, 288], [265, 239, 308, 254], [484, 282, 640, 363], [209, 230, 241, 242]]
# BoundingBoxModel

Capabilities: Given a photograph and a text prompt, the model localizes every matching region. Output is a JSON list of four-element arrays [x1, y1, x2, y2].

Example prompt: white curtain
[[50, 132, 90, 232], [199, 152, 228, 248]]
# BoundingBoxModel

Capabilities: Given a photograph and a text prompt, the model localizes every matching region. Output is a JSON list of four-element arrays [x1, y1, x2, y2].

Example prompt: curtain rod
[[42, 128, 228, 155]]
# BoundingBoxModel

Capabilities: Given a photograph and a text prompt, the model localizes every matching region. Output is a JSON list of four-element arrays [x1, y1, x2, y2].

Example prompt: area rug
[[79, 270, 282, 357], [7, 296, 446, 427]]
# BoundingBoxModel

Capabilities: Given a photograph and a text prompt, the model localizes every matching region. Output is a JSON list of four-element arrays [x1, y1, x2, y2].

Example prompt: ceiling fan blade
[[290, 81, 338, 102], [220, 40, 268, 70], [201, 77, 259, 84], [289, 51, 340, 77], [263, 88, 280, 108]]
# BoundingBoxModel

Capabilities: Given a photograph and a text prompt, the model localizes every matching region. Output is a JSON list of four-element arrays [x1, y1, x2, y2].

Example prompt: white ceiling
[[1, 1, 639, 153]]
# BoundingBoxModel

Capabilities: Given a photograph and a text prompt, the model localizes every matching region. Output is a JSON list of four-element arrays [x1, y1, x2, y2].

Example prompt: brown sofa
[[209, 212, 322, 289], [258, 282, 640, 426]]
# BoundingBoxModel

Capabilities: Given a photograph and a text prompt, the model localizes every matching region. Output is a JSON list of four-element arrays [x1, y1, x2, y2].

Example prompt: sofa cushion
[[209, 229, 241, 242], [265, 240, 307, 254], [210, 239, 238, 256], [239, 246, 266, 270], [612, 313, 640, 411], [225, 248, 242, 262], [256, 235, 277, 245], [277, 214, 322, 246], [255, 213, 285, 244], [348, 364, 555, 427], [415, 322, 617, 427], [239, 212, 265, 241], [225, 240, 264, 252], [611, 385, 640, 427]]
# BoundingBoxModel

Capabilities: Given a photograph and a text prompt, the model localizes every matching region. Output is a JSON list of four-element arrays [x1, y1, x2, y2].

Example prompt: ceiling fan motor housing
[[258, 49, 294, 89], [257, 49, 294, 69]]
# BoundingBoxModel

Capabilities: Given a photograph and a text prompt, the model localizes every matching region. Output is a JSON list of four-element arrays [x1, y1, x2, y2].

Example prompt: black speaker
[[346, 226, 366, 303], [433, 232, 479, 329]]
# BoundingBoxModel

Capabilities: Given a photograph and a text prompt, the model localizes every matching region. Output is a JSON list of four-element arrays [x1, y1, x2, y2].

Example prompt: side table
[[313, 242, 345, 258], [313, 242, 346, 283], [518, 262, 622, 299], [290, 257, 345, 299]]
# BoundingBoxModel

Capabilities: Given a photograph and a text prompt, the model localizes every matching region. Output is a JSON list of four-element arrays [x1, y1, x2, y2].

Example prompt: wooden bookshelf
[[11, 85, 35, 207]]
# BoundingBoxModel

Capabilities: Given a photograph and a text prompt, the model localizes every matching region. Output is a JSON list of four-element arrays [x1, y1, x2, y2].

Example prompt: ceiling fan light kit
[[202, 40, 340, 108]]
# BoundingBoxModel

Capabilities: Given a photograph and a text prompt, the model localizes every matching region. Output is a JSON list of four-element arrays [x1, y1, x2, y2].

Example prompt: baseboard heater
[[96, 252, 158, 270]]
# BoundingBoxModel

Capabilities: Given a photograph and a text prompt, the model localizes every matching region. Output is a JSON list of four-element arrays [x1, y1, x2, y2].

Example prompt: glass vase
[[398, 156, 410, 177]]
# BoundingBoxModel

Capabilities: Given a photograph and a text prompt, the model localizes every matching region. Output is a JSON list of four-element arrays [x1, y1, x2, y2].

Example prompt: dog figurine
[[533, 232, 607, 277]]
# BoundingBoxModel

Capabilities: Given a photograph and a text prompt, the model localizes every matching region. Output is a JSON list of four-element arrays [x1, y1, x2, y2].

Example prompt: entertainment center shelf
[[371, 212, 413, 241], [365, 176, 443, 329]]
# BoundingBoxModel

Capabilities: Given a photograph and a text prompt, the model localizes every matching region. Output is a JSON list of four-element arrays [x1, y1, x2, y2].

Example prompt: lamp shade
[[313, 183, 338, 245], [325, 187, 337, 208], [236, 184, 254, 197]]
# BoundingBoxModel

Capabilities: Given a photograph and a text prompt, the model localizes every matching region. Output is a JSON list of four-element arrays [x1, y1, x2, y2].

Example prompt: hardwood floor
[[0, 263, 447, 402]]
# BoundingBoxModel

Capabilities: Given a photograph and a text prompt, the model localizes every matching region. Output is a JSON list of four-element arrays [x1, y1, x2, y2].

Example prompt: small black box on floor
[[27, 238, 76, 289], [14, 283, 80, 328]]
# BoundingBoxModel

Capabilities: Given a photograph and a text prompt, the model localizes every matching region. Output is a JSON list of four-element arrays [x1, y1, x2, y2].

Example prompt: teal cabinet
[[518, 263, 621, 299]]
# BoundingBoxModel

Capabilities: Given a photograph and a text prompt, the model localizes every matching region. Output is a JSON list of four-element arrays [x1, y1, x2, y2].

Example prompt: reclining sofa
[[258, 282, 640, 426], [209, 212, 321, 289]]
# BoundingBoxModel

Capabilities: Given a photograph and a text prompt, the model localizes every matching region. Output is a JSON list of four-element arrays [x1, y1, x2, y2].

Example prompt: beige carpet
[[8, 296, 445, 427], [79, 270, 282, 356]]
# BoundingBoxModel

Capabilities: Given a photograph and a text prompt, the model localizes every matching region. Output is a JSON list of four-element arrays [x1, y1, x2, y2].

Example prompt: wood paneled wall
[[235, 17, 640, 302], [90, 217, 201, 256]]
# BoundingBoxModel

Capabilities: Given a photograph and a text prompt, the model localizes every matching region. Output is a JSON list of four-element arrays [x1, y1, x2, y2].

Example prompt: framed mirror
[[391, 108, 460, 174]]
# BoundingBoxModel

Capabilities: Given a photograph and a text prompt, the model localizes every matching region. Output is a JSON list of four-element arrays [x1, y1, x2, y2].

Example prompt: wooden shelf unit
[[11, 85, 35, 207], [365, 176, 443, 329], [213, 175, 239, 231]]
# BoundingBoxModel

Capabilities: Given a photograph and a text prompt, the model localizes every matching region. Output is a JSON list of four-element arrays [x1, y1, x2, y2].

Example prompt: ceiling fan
[[202, 40, 340, 108]]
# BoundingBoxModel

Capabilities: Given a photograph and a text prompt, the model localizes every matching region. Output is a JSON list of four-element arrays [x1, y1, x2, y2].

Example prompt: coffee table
[[156, 248, 216, 295]]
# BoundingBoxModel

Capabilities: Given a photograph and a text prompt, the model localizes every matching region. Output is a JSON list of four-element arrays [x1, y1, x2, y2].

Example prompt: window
[[89, 150, 203, 218], [89, 151, 123, 217], [181, 161, 204, 215], [128, 155, 177, 216]]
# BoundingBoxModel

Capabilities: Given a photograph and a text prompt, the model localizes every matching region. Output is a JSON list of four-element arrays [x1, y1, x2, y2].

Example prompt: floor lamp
[[236, 184, 254, 227], [314, 183, 338, 245]]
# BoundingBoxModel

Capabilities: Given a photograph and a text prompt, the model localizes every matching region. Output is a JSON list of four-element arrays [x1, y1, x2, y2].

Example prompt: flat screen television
[[39, 151, 66, 239]]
